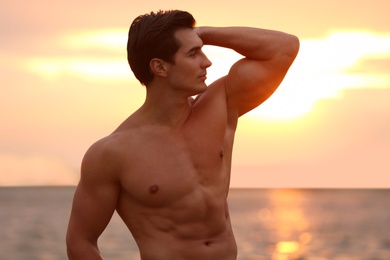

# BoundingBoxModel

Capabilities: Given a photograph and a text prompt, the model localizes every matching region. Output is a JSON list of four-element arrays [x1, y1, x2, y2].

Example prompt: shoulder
[[80, 132, 130, 184], [193, 77, 228, 108], [189, 77, 241, 128], [83, 134, 118, 163]]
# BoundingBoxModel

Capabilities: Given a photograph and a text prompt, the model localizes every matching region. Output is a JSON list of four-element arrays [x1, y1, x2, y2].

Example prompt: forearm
[[195, 26, 299, 61]]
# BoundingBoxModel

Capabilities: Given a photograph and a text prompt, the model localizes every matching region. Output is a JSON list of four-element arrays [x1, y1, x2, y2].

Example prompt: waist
[[137, 232, 237, 260]]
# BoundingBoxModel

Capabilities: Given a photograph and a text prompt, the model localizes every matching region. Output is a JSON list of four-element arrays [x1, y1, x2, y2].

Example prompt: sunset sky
[[1, 0, 389, 187]]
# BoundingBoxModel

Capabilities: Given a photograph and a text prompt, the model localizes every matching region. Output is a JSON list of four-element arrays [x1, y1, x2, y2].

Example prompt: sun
[[205, 31, 390, 121], [202, 44, 322, 121]]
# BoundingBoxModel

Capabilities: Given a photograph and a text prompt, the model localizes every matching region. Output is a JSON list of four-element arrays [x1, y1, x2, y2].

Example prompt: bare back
[[104, 79, 237, 259]]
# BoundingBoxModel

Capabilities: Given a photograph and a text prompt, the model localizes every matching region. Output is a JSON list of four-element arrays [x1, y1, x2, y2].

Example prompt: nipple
[[149, 184, 159, 194]]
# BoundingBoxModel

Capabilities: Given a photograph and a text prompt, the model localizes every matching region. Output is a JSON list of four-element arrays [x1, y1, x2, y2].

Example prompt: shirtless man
[[66, 10, 299, 259]]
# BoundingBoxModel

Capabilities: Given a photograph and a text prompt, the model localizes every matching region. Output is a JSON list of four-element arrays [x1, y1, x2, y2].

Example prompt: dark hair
[[127, 10, 196, 86]]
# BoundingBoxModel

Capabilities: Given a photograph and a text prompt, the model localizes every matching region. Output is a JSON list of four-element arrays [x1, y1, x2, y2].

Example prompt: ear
[[149, 58, 168, 78]]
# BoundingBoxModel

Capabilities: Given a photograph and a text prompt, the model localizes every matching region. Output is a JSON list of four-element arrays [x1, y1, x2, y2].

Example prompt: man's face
[[166, 28, 212, 95]]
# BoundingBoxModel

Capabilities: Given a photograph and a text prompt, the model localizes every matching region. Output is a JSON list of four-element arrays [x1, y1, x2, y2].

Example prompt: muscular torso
[[109, 81, 238, 259]]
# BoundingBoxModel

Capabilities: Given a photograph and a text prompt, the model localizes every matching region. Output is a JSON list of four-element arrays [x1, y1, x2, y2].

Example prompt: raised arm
[[196, 26, 299, 120], [66, 140, 121, 259]]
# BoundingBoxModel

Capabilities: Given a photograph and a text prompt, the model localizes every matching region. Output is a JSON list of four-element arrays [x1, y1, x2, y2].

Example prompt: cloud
[[358, 58, 390, 73], [26, 57, 131, 80]]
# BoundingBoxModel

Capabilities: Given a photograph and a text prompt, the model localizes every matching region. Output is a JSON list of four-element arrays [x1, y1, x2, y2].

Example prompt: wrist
[[194, 26, 215, 44]]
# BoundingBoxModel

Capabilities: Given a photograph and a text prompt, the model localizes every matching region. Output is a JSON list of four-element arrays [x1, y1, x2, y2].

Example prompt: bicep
[[68, 179, 119, 242], [67, 144, 121, 243], [225, 57, 292, 117]]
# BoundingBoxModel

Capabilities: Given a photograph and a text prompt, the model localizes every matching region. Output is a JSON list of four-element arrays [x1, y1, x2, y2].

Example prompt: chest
[[120, 128, 232, 207]]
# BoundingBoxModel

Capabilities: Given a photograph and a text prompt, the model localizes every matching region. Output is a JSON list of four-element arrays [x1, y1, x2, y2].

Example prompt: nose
[[201, 52, 212, 68]]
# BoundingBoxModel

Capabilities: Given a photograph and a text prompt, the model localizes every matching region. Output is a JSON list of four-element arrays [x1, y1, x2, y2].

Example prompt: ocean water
[[0, 187, 389, 260]]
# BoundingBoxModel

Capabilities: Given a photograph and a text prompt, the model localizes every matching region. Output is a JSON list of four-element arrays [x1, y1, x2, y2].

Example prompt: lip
[[199, 74, 207, 80]]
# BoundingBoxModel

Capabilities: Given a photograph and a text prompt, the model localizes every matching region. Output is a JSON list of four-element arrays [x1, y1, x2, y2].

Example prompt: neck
[[139, 84, 194, 128]]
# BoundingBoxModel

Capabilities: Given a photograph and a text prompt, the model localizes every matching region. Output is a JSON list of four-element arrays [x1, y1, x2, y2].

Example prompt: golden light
[[276, 241, 300, 254], [27, 57, 130, 80], [247, 31, 390, 121], [267, 190, 310, 259], [61, 29, 127, 50], [25, 30, 390, 117], [299, 232, 312, 245], [25, 29, 131, 81]]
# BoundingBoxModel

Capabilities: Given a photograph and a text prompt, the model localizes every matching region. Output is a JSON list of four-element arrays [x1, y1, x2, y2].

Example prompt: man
[[66, 10, 299, 260]]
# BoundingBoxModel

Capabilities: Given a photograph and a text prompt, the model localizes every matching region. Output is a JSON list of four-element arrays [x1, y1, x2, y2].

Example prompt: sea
[[0, 187, 389, 260]]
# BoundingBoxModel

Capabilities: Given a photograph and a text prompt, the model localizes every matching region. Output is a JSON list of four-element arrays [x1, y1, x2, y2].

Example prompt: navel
[[219, 149, 224, 159], [149, 184, 159, 194]]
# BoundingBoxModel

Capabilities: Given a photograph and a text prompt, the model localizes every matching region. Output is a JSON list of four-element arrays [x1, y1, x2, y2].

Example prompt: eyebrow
[[187, 45, 203, 54]]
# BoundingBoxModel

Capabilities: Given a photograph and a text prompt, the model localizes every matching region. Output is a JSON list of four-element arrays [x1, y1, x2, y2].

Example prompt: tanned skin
[[66, 25, 299, 259]]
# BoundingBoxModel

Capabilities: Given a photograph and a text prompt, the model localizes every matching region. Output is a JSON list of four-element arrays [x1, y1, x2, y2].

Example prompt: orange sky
[[1, 0, 390, 187]]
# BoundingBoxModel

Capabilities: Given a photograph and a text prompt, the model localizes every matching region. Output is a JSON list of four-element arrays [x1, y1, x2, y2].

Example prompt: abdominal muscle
[[136, 214, 237, 260], [116, 184, 238, 260]]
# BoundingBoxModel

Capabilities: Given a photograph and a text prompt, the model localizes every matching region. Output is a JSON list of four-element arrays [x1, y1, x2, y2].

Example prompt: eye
[[188, 47, 201, 57]]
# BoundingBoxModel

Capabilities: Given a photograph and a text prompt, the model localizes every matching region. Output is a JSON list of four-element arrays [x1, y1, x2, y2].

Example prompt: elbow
[[66, 232, 101, 260], [286, 34, 300, 59], [66, 232, 78, 259], [66, 240, 76, 259], [277, 34, 300, 68]]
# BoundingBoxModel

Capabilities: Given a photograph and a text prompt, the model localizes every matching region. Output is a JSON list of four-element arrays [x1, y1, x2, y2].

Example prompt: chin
[[184, 82, 208, 96], [197, 83, 208, 93]]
